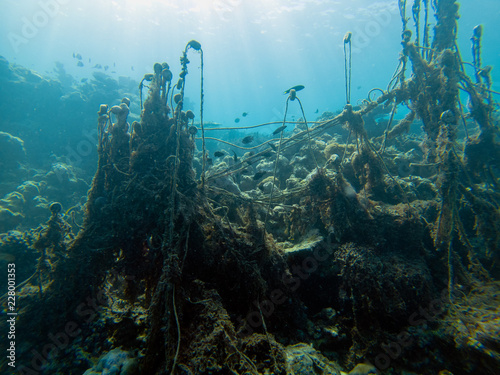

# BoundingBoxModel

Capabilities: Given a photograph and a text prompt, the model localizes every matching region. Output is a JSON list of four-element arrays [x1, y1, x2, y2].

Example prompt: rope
[[296, 96, 319, 170], [264, 96, 289, 234], [200, 49, 206, 188], [205, 117, 342, 182], [197, 120, 320, 131], [199, 136, 284, 151], [343, 32, 352, 104], [170, 285, 181, 375]]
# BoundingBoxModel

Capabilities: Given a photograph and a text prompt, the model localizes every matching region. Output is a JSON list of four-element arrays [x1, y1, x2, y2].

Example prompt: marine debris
[[343, 31, 352, 104]]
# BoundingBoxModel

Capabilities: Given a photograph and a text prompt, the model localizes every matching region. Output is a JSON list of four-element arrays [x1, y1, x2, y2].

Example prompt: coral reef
[[1, 1, 499, 375]]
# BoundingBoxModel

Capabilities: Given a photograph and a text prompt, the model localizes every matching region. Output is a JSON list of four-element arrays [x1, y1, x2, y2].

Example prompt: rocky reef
[[0, 1, 499, 375]]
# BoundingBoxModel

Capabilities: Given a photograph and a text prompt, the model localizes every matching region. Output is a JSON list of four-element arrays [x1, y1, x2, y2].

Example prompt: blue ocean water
[[1, 0, 498, 127]]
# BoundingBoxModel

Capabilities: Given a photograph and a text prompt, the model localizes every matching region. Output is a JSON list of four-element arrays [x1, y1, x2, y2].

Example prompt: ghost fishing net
[[5, 0, 500, 374]]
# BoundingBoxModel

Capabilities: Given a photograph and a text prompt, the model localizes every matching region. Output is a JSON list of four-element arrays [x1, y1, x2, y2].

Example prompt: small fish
[[284, 85, 304, 94], [242, 112, 249, 117], [234, 118, 240, 123], [104, 65, 109, 71], [76, 61, 84, 67], [131, 66, 135, 71], [269, 143, 277, 151], [242, 136, 254, 144], [89, 58, 91, 63], [231, 150, 238, 163], [72, 52, 75, 58], [253, 171, 266, 180], [206, 157, 213, 166], [272, 125, 287, 135], [314, 109, 319, 113], [93, 64, 102, 69], [214, 151, 225, 157], [75, 53, 82, 60], [81, 78, 88, 83]]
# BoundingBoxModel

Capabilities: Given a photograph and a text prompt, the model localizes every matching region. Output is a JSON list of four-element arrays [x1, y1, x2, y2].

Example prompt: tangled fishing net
[[2, 1, 499, 374]]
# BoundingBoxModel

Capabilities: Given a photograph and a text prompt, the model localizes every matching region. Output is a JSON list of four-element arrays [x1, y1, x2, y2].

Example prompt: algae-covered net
[[2, 1, 499, 374]]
